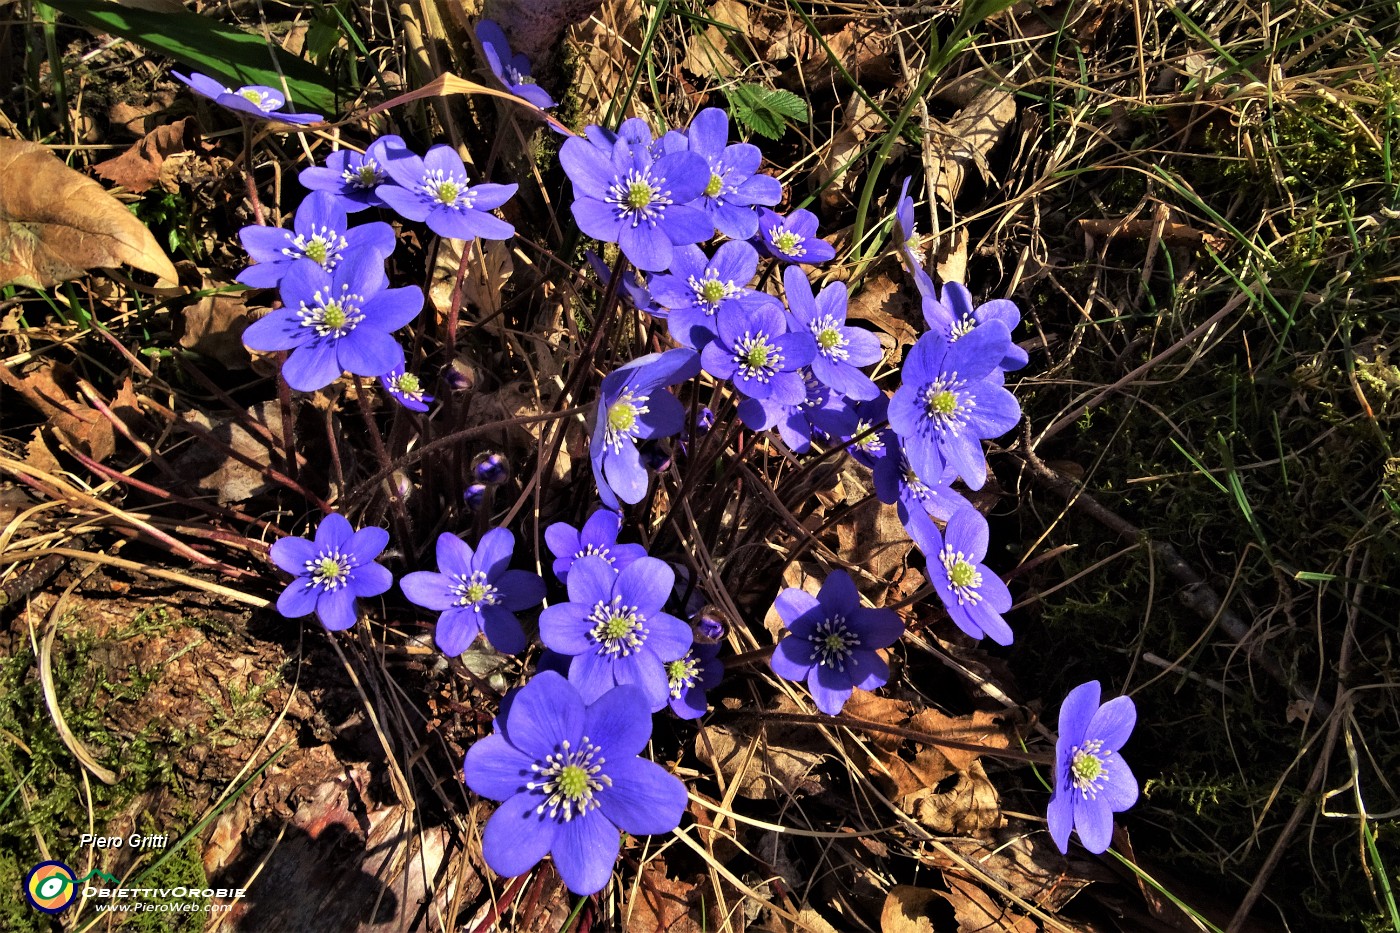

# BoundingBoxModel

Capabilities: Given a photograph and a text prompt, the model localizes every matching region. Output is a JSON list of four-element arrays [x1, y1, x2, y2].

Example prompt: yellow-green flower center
[[625, 180, 655, 210], [773, 230, 801, 254], [1071, 749, 1103, 784], [315, 557, 346, 582], [608, 399, 639, 433], [394, 373, 422, 394], [464, 582, 488, 604], [555, 764, 590, 799], [929, 389, 957, 415], [703, 172, 724, 198], [699, 279, 727, 304], [602, 613, 635, 641], [357, 164, 379, 186], [240, 89, 267, 105], [948, 559, 978, 589], [817, 328, 842, 351], [589, 596, 646, 656], [303, 238, 329, 265], [744, 343, 772, 369], [321, 301, 347, 330], [435, 181, 461, 205]]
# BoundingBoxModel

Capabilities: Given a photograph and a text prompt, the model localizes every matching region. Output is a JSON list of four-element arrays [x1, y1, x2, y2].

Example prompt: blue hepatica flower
[[755, 207, 836, 265], [737, 368, 837, 451], [650, 241, 780, 349], [591, 348, 700, 509], [545, 508, 647, 583], [700, 303, 816, 405], [769, 570, 904, 715], [585, 251, 666, 319], [560, 122, 712, 271], [173, 71, 322, 124], [269, 513, 392, 631], [682, 107, 783, 239], [237, 192, 395, 289], [872, 443, 971, 525], [666, 641, 724, 720], [921, 280, 1028, 373], [905, 508, 1013, 645], [539, 556, 694, 711], [380, 365, 434, 412], [894, 177, 923, 273], [476, 19, 555, 110], [888, 326, 1021, 490], [783, 265, 882, 400], [378, 145, 518, 241], [463, 673, 687, 895], [400, 528, 546, 656], [811, 393, 894, 470], [299, 135, 408, 212], [1047, 681, 1139, 854], [241, 249, 424, 391]]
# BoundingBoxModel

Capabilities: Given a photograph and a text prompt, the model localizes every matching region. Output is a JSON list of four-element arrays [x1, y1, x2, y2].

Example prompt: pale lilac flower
[[173, 71, 322, 124], [378, 145, 518, 240], [269, 514, 392, 631], [682, 108, 782, 239], [1047, 681, 1139, 854], [237, 192, 395, 288], [754, 208, 835, 264], [544, 508, 646, 583], [475, 19, 555, 109], [299, 135, 408, 212], [905, 509, 1012, 645], [591, 349, 700, 509]]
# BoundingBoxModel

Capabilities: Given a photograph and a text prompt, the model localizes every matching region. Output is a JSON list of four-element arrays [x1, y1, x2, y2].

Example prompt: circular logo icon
[[24, 861, 78, 914]]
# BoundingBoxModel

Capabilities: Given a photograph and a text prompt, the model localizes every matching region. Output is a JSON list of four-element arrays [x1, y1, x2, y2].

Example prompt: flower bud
[[639, 439, 672, 473], [474, 453, 509, 486], [463, 483, 489, 511]]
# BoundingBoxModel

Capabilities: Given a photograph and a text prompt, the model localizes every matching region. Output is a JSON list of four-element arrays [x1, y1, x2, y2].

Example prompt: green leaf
[[43, 0, 340, 115], [725, 83, 808, 140]]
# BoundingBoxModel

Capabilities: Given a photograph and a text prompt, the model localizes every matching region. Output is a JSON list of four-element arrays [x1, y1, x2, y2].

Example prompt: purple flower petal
[[551, 810, 619, 896], [481, 791, 556, 877], [463, 732, 533, 800], [597, 756, 686, 835]]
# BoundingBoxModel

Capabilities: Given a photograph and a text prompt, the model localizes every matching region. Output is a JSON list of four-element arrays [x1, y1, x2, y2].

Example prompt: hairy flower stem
[[275, 359, 299, 482], [442, 236, 473, 351], [353, 377, 414, 546], [240, 122, 267, 227], [733, 710, 1051, 765]]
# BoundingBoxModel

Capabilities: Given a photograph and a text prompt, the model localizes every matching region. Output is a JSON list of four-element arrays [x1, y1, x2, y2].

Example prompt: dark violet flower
[[905, 509, 1012, 645], [560, 126, 712, 272], [811, 393, 893, 470], [173, 71, 322, 124], [887, 326, 1021, 490], [666, 641, 724, 720], [463, 483, 490, 511], [682, 108, 783, 239], [586, 250, 666, 319], [736, 368, 837, 451], [754, 208, 836, 265], [380, 366, 434, 412], [1047, 681, 1139, 854], [463, 672, 687, 895], [649, 241, 779, 349], [783, 265, 882, 400], [701, 302, 816, 406], [921, 281, 1028, 373], [476, 19, 555, 110], [769, 570, 903, 715], [591, 348, 700, 509], [242, 249, 424, 391], [538, 556, 693, 710], [872, 442, 970, 525], [544, 508, 646, 583], [894, 177, 923, 272], [269, 513, 392, 631], [299, 135, 408, 212], [237, 192, 395, 289], [474, 453, 510, 486], [379, 145, 518, 240], [400, 528, 546, 656]]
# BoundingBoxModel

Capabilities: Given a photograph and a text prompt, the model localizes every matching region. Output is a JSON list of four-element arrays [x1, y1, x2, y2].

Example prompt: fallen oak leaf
[[0, 138, 179, 288], [92, 117, 200, 194]]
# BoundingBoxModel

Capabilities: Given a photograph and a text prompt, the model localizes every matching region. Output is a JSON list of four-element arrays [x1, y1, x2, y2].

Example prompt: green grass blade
[[43, 0, 340, 115]]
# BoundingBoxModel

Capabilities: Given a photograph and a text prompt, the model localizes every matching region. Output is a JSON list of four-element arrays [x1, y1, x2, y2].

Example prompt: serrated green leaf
[[725, 83, 806, 140], [43, 0, 340, 115]]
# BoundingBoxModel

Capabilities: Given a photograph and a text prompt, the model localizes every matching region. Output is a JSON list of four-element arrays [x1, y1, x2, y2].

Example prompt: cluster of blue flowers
[[220, 19, 1139, 897]]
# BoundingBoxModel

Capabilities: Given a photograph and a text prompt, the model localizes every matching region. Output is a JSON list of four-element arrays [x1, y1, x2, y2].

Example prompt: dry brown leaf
[[912, 760, 1003, 835], [0, 360, 118, 461], [681, 0, 747, 77], [625, 858, 705, 932], [693, 696, 826, 800], [430, 237, 514, 320], [939, 873, 1037, 933], [567, 0, 644, 112], [928, 85, 1017, 209], [174, 402, 285, 505], [0, 139, 179, 288], [880, 885, 937, 933], [938, 826, 1096, 912], [830, 463, 914, 604], [93, 118, 199, 194], [180, 288, 254, 369], [815, 94, 883, 210]]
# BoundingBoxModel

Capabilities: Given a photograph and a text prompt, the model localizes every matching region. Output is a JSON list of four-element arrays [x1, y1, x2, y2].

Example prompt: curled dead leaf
[[92, 117, 200, 194], [939, 873, 1037, 933], [0, 138, 179, 288], [693, 696, 827, 800]]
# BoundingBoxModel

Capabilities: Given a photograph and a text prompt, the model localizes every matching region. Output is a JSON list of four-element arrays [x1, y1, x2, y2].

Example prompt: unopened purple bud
[[474, 453, 509, 486], [463, 483, 489, 511], [639, 439, 672, 473], [696, 406, 715, 435]]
